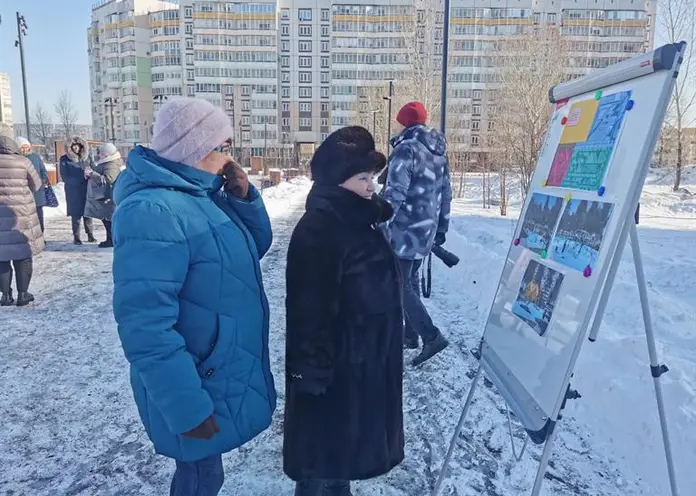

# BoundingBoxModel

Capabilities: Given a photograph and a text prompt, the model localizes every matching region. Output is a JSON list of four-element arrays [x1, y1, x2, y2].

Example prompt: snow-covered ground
[[0, 170, 694, 495]]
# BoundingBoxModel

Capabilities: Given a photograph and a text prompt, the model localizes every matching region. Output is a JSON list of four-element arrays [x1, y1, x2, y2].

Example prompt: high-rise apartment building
[[0, 73, 13, 127], [87, 0, 656, 164]]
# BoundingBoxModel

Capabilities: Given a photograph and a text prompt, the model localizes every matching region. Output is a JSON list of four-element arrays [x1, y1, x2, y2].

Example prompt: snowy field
[[0, 170, 694, 495]]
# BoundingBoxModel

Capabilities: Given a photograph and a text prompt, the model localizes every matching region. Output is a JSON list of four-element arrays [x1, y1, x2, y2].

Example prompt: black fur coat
[[283, 184, 405, 481]]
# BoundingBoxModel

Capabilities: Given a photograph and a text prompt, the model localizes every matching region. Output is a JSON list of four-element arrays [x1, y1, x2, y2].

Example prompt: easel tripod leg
[[530, 421, 557, 496], [629, 224, 680, 496], [432, 364, 483, 496]]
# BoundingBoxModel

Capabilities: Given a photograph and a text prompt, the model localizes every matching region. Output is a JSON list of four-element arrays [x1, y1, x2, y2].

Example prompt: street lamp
[[14, 12, 31, 142], [371, 109, 380, 142], [104, 97, 118, 143], [383, 80, 394, 150]]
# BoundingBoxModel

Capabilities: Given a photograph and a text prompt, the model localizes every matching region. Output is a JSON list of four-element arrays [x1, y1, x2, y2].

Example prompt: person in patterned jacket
[[382, 101, 452, 366]]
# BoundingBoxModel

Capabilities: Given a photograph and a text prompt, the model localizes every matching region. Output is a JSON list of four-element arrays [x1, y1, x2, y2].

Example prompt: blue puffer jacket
[[112, 146, 276, 462], [382, 125, 452, 260]]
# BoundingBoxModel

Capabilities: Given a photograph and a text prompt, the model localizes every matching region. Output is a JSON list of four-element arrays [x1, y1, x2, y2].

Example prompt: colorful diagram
[[512, 260, 565, 337], [547, 91, 632, 191]]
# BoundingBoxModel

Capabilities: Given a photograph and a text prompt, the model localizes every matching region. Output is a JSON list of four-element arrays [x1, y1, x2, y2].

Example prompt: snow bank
[[261, 176, 311, 218]]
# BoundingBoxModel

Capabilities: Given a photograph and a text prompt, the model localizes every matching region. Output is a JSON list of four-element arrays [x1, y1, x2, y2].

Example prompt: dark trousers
[[102, 220, 112, 242], [36, 206, 45, 233], [405, 258, 422, 341], [71, 216, 94, 238], [295, 480, 351, 496], [0, 258, 33, 293], [399, 258, 438, 343], [170, 454, 224, 496]]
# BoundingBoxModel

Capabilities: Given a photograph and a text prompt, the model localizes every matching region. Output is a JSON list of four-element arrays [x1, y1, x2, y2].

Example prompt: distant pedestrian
[[84, 143, 122, 248], [383, 101, 452, 366], [112, 97, 276, 496], [16, 137, 49, 233], [284, 126, 405, 496], [59, 137, 95, 245], [0, 124, 44, 306]]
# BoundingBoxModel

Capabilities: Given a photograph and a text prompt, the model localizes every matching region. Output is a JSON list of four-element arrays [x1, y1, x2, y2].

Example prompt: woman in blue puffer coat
[[112, 98, 276, 496]]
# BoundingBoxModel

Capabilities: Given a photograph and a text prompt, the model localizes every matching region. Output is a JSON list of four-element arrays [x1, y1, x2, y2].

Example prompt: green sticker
[[540, 250, 548, 259], [594, 90, 603, 100]]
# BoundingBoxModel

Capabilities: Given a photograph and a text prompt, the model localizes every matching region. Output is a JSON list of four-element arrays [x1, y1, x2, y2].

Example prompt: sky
[[0, 0, 94, 125]]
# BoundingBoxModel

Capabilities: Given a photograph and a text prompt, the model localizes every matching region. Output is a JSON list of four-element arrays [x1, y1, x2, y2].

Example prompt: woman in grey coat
[[0, 124, 44, 306], [16, 137, 49, 233], [84, 143, 122, 248]]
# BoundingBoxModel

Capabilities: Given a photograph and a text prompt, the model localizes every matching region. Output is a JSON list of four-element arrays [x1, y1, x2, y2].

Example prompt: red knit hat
[[396, 101, 428, 128]]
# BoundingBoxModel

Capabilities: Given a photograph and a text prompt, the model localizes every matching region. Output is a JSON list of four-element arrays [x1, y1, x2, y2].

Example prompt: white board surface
[[479, 44, 684, 435]]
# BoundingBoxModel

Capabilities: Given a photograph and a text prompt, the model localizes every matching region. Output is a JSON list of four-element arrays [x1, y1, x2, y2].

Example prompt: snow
[[1, 172, 694, 495]]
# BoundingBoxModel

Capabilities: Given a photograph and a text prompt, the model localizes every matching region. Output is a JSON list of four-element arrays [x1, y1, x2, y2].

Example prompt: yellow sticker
[[560, 99, 600, 145]]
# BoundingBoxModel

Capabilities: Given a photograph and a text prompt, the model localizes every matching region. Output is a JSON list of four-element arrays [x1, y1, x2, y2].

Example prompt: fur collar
[[64, 137, 89, 162], [97, 152, 122, 166]]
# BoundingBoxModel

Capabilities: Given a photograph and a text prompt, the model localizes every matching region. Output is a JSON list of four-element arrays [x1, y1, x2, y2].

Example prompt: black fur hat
[[310, 126, 386, 186]]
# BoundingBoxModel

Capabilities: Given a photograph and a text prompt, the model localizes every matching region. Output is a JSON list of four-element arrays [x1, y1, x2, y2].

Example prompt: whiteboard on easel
[[479, 43, 684, 436]]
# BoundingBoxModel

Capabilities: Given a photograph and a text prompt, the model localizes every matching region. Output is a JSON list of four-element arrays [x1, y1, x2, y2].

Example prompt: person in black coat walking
[[284, 126, 405, 496], [59, 137, 95, 245]]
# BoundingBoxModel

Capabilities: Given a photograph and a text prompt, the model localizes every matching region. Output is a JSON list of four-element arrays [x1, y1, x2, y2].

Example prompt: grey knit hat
[[151, 97, 234, 167]]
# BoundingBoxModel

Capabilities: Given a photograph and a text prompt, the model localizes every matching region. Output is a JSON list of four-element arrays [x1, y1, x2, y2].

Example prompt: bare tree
[[54, 90, 79, 140], [490, 27, 570, 199], [659, 0, 696, 191], [33, 103, 53, 155]]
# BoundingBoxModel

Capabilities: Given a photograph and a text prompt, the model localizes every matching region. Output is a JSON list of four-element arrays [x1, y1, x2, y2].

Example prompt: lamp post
[[383, 80, 394, 150], [14, 12, 31, 142], [104, 97, 118, 143], [440, 0, 452, 134]]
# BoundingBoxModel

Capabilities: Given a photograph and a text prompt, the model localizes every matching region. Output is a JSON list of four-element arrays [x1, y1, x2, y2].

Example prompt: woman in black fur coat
[[284, 126, 405, 496]]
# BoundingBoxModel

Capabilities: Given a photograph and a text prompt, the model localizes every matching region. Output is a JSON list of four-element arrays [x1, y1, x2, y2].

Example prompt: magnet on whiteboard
[[561, 117, 568, 125], [598, 185, 606, 196], [540, 250, 548, 259], [595, 90, 603, 100], [626, 99, 635, 110], [583, 266, 592, 277], [564, 193, 572, 202], [513, 238, 520, 246]]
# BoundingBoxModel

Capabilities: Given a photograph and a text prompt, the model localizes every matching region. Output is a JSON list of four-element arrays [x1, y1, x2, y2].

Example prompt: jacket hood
[[390, 124, 446, 157], [0, 136, 20, 155], [113, 146, 223, 205], [65, 137, 90, 162]]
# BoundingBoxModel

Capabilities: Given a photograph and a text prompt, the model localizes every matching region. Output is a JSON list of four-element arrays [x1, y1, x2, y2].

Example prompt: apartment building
[[0, 73, 13, 127], [88, 0, 656, 165]]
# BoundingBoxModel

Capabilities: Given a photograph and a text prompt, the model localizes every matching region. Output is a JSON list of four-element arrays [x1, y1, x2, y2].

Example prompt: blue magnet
[[598, 185, 606, 196], [626, 100, 635, 111]]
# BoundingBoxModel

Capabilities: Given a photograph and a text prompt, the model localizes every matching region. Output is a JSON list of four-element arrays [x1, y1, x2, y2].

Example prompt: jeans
[[71, 216, 93, 238], [170, 454, 224, 496], [399, 258, 439, 343], [0, 259, 33, 293], [36, 206, 45, 233], [295, 480, 351, 496]]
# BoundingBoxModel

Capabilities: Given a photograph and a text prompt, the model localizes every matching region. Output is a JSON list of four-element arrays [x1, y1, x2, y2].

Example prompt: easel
[[433, 204, 680, 496]]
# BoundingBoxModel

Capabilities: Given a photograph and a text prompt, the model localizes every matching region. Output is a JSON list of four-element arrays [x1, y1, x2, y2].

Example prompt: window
[[299, 86, 312, 98], [299, 72, 312, 83], [471, 135, 479, 146], [321, 25, 330, 37], [242, 131, 250, 141], [186, 54, 194, 65], [321, 72, 330, 83], [242, 116, 250, 126], [321, 57, 329, 68], [488, 121, 495, 131], [299, 56, 312, 68], [473, 105, 481, 116], [473, 89, 483, 100], [282, 102, 290, 112], [321, 133, 329, 141], [186, 39, 193, 50], [299, 102, 312, 112], [187, 69, 194, 81], [185, 23, 193, 35], [299, 41, 312, 52], [298, 8, 312, 21], [299, 117, 312, 128], [320, 87, 329, 98], [281, 24, 289, 36], [188, 86, 195, 96], [242, 101, 250, 111], [282, 117, 290, 126], [282, 87, 290, 98], [534, 12, 541, 24], [242, 85, 251, 96], [471, 120, 480, 131], [321, 102, 329, 112], [281, 56, 290, 67], [299, 25, 312, 37], [282, 72, 290, 82], [547, 13, 557, 23], [185, 6, 193, 18], [321, 41, 329, 52], [321, 9, 330, 21], [281, 9, 290, 20], [281, 40, 290, 52], [321, 117, 329, 126]]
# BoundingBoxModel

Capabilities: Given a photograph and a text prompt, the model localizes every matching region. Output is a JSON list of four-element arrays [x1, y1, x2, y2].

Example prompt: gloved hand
[[221, 160, 250, 199], [182, 415, 220, 440], [434, 232, 446, 246]]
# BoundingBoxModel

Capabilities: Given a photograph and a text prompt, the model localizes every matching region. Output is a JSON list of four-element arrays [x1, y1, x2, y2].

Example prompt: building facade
[[87, 0, 656, 165], [0, 73, 13, 127]]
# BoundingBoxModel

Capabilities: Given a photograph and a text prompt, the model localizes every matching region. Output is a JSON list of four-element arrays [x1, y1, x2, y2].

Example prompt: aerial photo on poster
[[550, 199, 614, 273], [547, 91, 632, 191], [518, 193, 564, 254], [511, 260, 565, 337]]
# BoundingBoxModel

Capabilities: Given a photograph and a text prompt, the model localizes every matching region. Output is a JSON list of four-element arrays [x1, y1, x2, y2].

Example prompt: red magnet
[[513, 238, 520, 246], [583, 266, 592, 277], [561, 117, 568, 125]]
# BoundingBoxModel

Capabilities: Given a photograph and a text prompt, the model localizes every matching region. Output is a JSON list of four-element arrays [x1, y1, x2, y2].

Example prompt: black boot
[[98, 240, 113, 248], [0, 289, 14, 306], [16, 292, 34, 307], [87, 234, 97, 243], [411, 332, 449, 367], [74, 236, 83, 245], [404, 335, 419, 349]]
